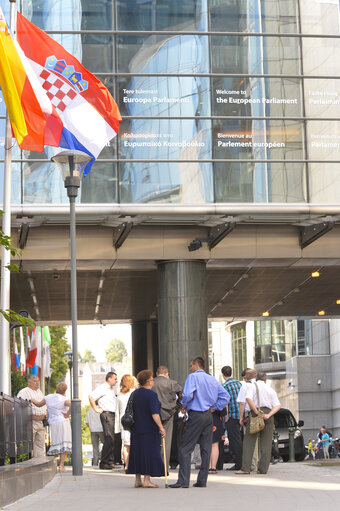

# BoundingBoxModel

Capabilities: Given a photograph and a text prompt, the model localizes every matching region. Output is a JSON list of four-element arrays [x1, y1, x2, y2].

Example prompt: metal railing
[[0, 393, 33, 465]]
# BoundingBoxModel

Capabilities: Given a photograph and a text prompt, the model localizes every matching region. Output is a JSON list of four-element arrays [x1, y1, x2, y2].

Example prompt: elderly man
[[17, 375, 47, 457], [170, 356, 230, 488], [152, 365, 182, 469], [236, 371, 281, 475], [89, 371, 118, 470]]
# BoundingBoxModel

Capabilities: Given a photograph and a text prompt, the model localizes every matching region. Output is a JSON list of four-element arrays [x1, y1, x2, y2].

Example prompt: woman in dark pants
[[126, 370, 166, 488]]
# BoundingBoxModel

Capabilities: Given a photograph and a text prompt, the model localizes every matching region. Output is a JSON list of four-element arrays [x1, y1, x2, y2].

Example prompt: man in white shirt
[[17, 375, 48, 458], [236, 372, 281, 475], [86, 407, 105, 466], [89, 371, 117, 470]]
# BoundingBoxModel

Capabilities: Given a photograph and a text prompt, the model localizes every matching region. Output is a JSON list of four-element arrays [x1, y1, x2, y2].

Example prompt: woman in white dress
[[115, 374, 136, 470], [31, 381, 72, 472]]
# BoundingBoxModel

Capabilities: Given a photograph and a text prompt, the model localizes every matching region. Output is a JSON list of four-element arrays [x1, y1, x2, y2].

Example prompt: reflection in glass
[[81, 162, 117, 203], [119, 162, 213, 203], [210, 0, 299, 33], [117, 0, 208, 31], [302, 38, 340, 76], [304, 79, 340, 119], [214, 162, 254, 203], [309, 163, 340, 204], [211, 36, 300, 75], [300, 0, 340, 35]]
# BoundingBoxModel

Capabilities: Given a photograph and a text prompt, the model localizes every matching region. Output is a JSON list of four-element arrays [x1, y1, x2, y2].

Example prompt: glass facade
[[231, 322, 247, 380], [254, 319, 296, 363], [1, 0, 340, 205]]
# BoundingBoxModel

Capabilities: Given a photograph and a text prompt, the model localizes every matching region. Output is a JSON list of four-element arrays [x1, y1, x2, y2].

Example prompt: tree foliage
[[81, 349, 96, 363], [49, 326, 71, 393], [105, 338, 128, 363]]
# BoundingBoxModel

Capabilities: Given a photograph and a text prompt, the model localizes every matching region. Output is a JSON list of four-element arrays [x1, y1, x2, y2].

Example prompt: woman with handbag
[[115, 374, 137, 470], [30, 382, 72, 472], [126, 370, 166, 488], [236, 372, 281, 475]]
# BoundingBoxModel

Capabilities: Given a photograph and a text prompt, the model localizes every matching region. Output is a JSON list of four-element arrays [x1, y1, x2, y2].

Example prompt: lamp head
[[51, 150, 93, 181]]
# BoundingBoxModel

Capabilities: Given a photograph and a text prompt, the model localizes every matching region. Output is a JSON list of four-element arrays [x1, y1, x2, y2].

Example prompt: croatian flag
[[0, 9, 121, 175], [12, 334, 20, 370], [26, 326, 41, 371]]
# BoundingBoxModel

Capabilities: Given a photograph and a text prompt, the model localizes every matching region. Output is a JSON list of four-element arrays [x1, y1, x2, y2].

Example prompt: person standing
[[320, 427, 330, 459], [152, 365, 182, 469], [86, 407, 105, 466], [221, 365, 243, 471], [89, 371, 118, 470], [115, 374, 136, 470], [17, 375, 48, 458], [236, 371, 281, 475], [126, 370, 166, 488], [170, 356, 230, 489], [237, 368, 258, 471]]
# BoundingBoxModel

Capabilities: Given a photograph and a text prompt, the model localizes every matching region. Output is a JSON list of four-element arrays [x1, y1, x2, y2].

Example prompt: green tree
[[49, 326, 71, 393], [81, 349, 96, 363], [82, 405, 92, 444], [105, 338, 128, 363]]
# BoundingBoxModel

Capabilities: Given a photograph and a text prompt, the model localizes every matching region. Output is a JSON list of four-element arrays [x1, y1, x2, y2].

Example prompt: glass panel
[[309, 163, 340, 204], [300, 0, 340, 35], [307, 121, 340, 162], [214, 162, 254, 203], [117, 76, 211, 118], [117, 34, 209, 74], [211, 36, 301, 75], [212, 77, 302, 117], [119, 162, 213, 203], [304, 79, 340, 119], [119, 118, 212, 161], [81, 35, 114, 73], [117, 0, 208, 31], [302, 38, 340, 76], [81, 162, 117, 203], [81, 0, 114, 30], [210, 0, 299, 33], [268, 163, 306, 203], [23, 160, 68, 204], [213, 120, 305, 160]]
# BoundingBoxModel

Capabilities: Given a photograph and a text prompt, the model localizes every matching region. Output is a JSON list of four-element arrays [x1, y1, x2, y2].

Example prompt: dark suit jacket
[[152, 375, 182, 422]]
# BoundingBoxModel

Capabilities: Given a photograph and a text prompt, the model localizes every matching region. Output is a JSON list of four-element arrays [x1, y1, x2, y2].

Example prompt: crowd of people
[[20, 356, 289, 486]]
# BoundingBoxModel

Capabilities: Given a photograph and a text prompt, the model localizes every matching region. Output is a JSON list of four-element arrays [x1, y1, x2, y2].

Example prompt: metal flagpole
[[0, 0, 16, 395]]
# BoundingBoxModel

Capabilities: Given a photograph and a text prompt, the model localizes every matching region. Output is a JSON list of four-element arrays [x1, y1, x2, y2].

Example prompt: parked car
[[274, 408, 305, 461], [222, 408, 305, 464]]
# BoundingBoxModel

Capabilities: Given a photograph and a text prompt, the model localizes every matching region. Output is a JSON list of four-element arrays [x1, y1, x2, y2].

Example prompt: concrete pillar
[[131, 321, 159, 376], [158, 260, 208, 386]]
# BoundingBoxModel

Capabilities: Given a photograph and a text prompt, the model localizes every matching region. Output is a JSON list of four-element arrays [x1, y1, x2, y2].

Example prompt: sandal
[[208, 468, 217, 474]]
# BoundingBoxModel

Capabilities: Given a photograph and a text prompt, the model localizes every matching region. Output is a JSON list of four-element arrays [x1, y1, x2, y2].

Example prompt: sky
[[65, 323, 132, 363]]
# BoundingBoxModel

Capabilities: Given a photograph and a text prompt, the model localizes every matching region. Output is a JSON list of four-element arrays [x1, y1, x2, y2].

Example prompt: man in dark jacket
[[152, 365, 182, 470]]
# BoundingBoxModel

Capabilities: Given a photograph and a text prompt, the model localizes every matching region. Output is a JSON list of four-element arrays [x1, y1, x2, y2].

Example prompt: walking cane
[[162, 436, 168, 488]]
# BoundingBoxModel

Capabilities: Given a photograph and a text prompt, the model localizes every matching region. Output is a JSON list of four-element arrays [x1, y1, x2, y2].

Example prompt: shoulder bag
[[249, 383, 265, 434], [121, 391, 134, 431]]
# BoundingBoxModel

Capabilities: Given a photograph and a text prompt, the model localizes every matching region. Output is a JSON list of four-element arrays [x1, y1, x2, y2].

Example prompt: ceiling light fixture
[[336, 299, 340, 305], [317, 310, 326, 316], [311, 271, 320, 277], [262, 311, 270, 317]]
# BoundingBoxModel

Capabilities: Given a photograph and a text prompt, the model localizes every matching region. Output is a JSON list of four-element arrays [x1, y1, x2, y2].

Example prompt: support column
[[131, 321, 159, 376], [158, 260, 208, 386]]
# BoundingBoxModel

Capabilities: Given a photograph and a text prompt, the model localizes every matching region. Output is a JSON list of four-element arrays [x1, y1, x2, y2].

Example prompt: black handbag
[[121, 391, 134, 431]]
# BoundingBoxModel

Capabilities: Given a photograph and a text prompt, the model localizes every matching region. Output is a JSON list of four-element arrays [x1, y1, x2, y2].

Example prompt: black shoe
[[226, 465, 237, 471], [169, 482, 189, 488], [193, 482, 206, 487], [99, 464, 114, 470]]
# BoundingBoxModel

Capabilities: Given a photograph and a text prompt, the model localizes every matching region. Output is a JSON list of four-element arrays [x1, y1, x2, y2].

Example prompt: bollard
[[288, 426, 296, 462], [273, 428, 280, 458]]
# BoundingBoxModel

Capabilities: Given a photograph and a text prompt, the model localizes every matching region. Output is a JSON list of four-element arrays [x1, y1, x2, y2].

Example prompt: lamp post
[[64, 350, 73, 400], [51, 150, 92, 476]]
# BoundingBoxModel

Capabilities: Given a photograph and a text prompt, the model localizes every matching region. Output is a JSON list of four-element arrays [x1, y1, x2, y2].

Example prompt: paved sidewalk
[[4, 462, 340, 511]]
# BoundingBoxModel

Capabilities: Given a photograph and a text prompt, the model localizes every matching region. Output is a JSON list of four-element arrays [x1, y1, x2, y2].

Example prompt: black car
[[274, 408, 305, 461]]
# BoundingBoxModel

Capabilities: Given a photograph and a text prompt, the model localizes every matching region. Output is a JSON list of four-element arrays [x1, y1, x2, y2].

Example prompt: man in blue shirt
[[221, 365, 243, 470], [170, 357, 229, 488]]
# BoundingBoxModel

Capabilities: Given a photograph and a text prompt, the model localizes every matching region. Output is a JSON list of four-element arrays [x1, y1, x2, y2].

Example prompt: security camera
[[53, 272, 61, 280], [317, 379, 322, 386]]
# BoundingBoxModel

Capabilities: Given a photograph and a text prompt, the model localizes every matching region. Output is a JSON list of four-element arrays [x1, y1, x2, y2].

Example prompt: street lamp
[[63, 350, 73, 400], [51, 150, 93, 476]]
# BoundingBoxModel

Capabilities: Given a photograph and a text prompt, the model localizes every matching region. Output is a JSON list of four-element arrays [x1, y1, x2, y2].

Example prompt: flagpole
[[0, 0, 16, 395]]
